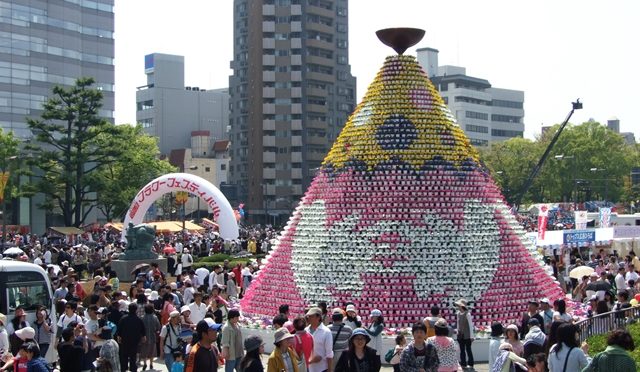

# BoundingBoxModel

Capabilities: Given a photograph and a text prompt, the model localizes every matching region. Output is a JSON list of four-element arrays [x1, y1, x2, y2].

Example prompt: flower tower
[[241, 29, 564, 327]]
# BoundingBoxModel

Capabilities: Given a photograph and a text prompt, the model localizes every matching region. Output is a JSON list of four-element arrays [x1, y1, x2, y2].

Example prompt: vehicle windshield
[[2, 271, 51, 312]]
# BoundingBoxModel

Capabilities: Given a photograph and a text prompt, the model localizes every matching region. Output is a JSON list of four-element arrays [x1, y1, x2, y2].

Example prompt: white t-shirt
[[188, 302, 208, 324], [57, 313, 84, 329], [33, 257, 42, 266], [85, 318, 105, 348], [625, 271, 639, 283], [181, 253, 193, 267], [195, 268, 209, 285], [43, 251, 52, 264], [160, 324, 181, 354], [307, 323, 334, 372], [615, 273, 627, 291]]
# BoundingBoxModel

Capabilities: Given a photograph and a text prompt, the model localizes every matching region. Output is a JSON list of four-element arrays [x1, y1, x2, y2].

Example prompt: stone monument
[[111, 223, 167, 279]]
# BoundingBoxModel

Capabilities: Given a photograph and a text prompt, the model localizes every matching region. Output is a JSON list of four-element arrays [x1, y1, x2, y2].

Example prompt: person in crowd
[[455, 299, 474, 369], [7, 307, 30, 335], [273, 314, 287, 331], [520, 301, 544, 339], [328, 308, 352, 369], [552, 299, 572, 323], [171, 351, 185, 372], [221, 309, 244, 372], [226, 272, 239, 300], [492, 343, 527, 372], [488, 322, 504, 371], [317, 302, 330, 326], [267, 327, 299, 372], [526, 353, 546, 372], [188, 292, 207, 324], [181, 248, 194, 273], [140, 304, 161, 371], [180, 306, 195, 332], [423, 306, 441, 338], [399, 322, 439, 372], [57, 327, 84, 372], [426, 318, 458, 372], [32, 306, 51, 358], [240, 335, 264, 372], [185, 319, 221, 372], [20, 341, 49, 372], [161, 292, 177, 325], [335, 328, 381, 372], [160, 310, 183, 371], [522, 319, 545, 359], [306, 307, 334, 372], [0, 314, 9, 356], [582, 329, 635, 372], [390, 334, 406, 372], [365, 309, 384, 356], [504, 324, 523, 357], [547, 323, 590, 372], [115, 302, 146, 372], [292, 315, 314, 370], [344, 304, 362, 330]]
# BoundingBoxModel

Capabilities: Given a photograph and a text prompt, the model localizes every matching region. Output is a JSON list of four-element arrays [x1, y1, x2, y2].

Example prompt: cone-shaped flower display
[[241, 50, 565, 327]]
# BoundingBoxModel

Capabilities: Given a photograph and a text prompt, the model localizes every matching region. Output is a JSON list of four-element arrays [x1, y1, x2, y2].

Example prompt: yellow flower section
[[324, 55, 481, 170]]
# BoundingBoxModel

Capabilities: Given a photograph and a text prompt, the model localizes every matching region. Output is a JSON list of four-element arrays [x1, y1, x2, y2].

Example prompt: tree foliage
[[27, 77, 121, 227], [0, 128, 20, 201], [481, 121, 637, 206], [92, 124, 175, 221]]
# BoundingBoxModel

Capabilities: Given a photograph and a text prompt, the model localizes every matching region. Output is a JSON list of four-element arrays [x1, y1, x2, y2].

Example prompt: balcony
[[306, 55, 332, 66], [306, 87, 326, 97], [263, 151, 276, 163], [291, 87, 302, 97], [307, 71, 334, 83], [307, 152, 326, 161], [291, 136, 302, 146], [292, 185, 303, 195], [307, 136, 326, 146], [263, 119, 275, 130], [262, 103, 275, 114], [263, 71, 275, 81], [306, 21, 333, 34], [291, 104, 302, 114], [306, 119, 326, 129], [307, 4, 333, 18], [263, 168, 276, 179], [263, 184, 276, 195], [262, 55, 275, 65], [291, 119, 302, 130], [291, 152, 302, 163], [291, 168, 302, 179], [307, 38, 332, 50], [262, 38, 275, 49], [291, 38, 302, 49], [263, 135, 275, 147], [291, 55, 302, 65], [262, 21, 275, 32], [307, 103, 328, 113], [263, 87, 275, 98], [291, 4, 302, 15], [291, 71, 302, 81], [291, 21, 302, 32], [262, 4, 275, 15]]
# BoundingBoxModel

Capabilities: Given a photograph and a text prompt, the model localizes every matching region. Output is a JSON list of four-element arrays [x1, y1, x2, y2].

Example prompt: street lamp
[[554, 154, 576, 205]]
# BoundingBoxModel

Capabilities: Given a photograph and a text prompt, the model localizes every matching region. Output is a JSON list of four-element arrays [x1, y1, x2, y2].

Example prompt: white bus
[[0, 260, 56, 360]]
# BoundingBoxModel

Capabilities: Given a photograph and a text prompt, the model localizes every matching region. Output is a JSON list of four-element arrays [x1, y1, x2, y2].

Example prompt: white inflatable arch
[[121, 173, 239, 241]]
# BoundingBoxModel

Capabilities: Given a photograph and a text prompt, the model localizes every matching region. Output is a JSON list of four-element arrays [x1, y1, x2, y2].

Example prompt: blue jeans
[[225, 357, 242, 372], [164, 352, 175, 371]]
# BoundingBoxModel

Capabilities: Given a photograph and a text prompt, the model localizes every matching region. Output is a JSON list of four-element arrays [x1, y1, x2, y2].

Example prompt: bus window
[[6, 282, 50, 312]]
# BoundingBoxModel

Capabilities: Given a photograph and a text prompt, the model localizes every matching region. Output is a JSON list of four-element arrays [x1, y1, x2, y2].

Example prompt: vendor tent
[[49, 226, 83, 235]]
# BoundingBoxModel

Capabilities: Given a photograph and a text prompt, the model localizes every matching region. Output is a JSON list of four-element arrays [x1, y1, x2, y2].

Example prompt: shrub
[[197, 254, 232, 263]]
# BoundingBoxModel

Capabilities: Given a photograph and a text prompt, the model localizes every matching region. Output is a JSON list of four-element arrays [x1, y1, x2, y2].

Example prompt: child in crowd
[[390, 334, 406, 372], [171, 351, 184, 372]]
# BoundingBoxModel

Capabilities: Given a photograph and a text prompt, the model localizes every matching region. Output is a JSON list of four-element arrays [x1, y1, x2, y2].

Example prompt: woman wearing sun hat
[[267, 327, 299, 372], [365, 309, 384, 356], [426, 319, 459, 372], [335, 328, 381, 372]]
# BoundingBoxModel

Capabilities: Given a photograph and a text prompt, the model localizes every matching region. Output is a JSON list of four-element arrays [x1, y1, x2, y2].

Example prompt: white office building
[[417, 47, 525, 146]]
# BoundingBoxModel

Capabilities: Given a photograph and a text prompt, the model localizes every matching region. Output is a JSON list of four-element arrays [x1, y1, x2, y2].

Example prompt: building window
[[491, 114, 521, 123], [337, 39, 348, 49], [221, 164, 226, 171], [465, 124, 488, 134], [276, 49, 289, 56], [136, 100, 154, 111], [139, 118, 153, 128], [492, 99, 523, 109], [205, 167, 211, 172], [337, 6, 347, 16], [469, 138, 489, 146], [491, 129, 523, 138], [336, 23, 347, 33], [465, 111, 488, 120]]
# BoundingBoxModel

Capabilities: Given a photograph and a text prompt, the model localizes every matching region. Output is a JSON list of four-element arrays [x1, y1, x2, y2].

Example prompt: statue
[[121, 223, 158, 260]]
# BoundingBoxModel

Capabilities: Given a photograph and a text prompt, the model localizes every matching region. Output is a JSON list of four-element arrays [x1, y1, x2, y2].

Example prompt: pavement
[[140, 357, 490, 372]]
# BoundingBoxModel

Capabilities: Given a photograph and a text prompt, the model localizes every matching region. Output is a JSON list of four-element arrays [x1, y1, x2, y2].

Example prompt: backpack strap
[[562, 347, 575, 372]]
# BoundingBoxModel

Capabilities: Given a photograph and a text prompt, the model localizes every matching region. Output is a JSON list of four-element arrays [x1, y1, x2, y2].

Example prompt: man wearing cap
[[115, 302, 146, 372], [186, 319, 221, 372], [522, 319, 545, 358], [539, 299, 553, 334], [328, 308, 352, 369], [181, 248, 193, 272], [519, 301, 543, 339], [188, 292, 208, 324], [455, 299, 474, 370], [221, 309, 244, 372], [307, 307, 334, 372], [160, 310, 183, 370]]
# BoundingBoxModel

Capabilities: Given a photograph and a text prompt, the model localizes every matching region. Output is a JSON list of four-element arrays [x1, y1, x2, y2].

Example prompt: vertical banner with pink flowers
[[537, 204, 549, 240], [574, 210, 588, 230], [599, 207, 611, 228]]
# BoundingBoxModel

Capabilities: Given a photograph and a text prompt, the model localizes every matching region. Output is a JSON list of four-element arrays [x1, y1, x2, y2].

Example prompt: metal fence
[[575, 306, 640, 343]]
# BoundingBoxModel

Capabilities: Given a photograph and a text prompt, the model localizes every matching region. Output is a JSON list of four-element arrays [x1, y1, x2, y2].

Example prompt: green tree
[[92, 124, 175, 221], [0, 129, 20, 242], [27, 77, 120, 227]]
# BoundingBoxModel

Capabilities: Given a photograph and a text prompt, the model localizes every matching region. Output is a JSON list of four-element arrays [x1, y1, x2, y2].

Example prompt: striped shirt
[[328, 323, 352, 352]]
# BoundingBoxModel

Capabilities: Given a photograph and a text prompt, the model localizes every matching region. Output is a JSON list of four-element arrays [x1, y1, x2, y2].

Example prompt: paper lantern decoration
[[240, 29, 565, 327]]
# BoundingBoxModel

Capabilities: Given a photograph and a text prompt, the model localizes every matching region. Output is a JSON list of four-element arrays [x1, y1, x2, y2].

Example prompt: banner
[[537, 204, 549, 240], [0, 171, 9, 203], [563, 230, 596, 245], [599, 207, 611, 228], [575, 210, 588, 230]]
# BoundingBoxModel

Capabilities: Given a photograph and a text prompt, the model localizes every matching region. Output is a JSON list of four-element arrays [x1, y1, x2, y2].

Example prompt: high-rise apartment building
[[136, 53, 230, 155], [417, 48, 524, 146], [0, 0, 115, 138], [229, 0, 356, 223]]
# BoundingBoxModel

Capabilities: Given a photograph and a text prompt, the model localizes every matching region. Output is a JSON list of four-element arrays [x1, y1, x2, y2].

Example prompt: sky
[[114, 0, 640, 140]]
